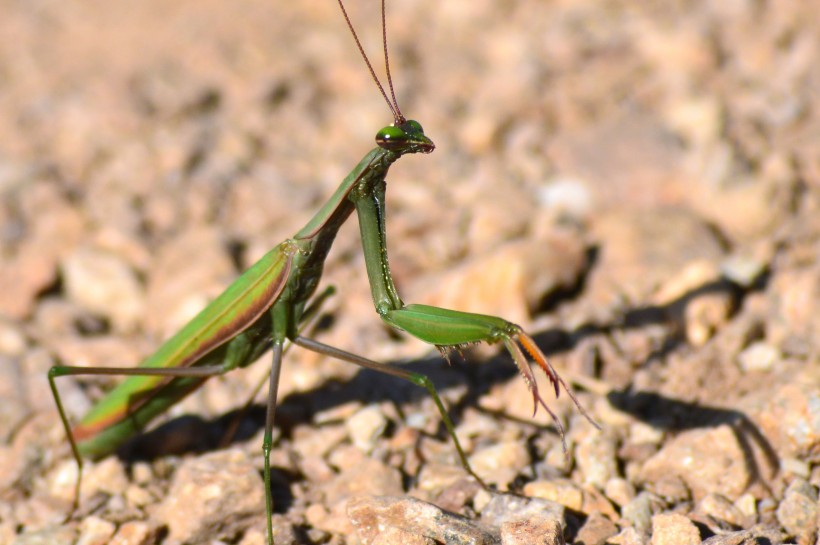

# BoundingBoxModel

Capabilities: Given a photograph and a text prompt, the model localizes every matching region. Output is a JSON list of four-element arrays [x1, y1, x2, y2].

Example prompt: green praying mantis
[[48, 1, 598, 543]]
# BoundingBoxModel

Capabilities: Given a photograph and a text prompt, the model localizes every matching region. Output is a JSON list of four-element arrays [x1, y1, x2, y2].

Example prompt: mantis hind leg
[[47, 358, 253, 518], [291, 336, 488, 488]]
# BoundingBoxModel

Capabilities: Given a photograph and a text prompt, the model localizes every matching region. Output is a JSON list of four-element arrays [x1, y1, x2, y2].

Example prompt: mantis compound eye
[[404, 119, 423, 133], [375, 125, 408, 150]]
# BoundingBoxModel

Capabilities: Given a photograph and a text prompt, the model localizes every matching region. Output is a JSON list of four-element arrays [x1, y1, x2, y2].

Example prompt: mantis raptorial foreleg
[[352, 178, 598, 443]]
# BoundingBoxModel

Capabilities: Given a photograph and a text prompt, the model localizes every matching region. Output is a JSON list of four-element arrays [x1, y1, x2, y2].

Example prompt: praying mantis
[[48, 1, 597, 543]]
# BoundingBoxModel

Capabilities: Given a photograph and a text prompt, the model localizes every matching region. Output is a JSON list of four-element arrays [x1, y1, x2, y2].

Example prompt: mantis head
[[336, 0, 433, 156], [376, 119, 435, 155]]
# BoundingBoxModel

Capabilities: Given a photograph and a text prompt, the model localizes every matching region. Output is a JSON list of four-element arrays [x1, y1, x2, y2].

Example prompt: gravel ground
[[2, 0, 819, 544]]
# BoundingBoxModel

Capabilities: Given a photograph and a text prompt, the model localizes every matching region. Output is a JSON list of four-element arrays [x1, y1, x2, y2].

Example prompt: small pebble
[[780, 457, 811, 479], [737, 341, 780, 372], [468, 440, 530, 489], [720, 255, 767, 288], [607, 527, 647, 545], [622, 492, 664, 534], [755, 381, 820, 460], [501, 518, 565, 545], [345, 403, 388, 452], [523, 479, 584, 511], [10, 526, 77, 545], [480, 494, 565, 532], [605, 477, 636, 507], [776, 479, 818, 542], [156, 449, 265, 543], [696, 493, 745, 527], [575, 511, 618, 545], [61, 248, 145, 333], [684, 291, 734, 346], [108, 521, 155, 545], [75, 516, 115, 545], [0, 319, 27, 356], [575, 432, 618, 488], [347, 496, 495, 545], [650, 513, 700, 545]]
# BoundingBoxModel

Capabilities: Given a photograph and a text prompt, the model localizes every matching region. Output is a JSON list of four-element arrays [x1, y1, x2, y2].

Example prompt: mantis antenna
[[335, 0, 406, 125]]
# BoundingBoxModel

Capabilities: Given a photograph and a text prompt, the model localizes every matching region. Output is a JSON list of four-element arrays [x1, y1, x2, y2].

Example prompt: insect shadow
[[115, 349, 516, 513], [114, 260, 775, 510], [607, 388, 780, 491]]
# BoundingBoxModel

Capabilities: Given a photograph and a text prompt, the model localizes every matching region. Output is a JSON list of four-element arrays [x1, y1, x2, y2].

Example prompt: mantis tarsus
[[48, 1, 598, 543]]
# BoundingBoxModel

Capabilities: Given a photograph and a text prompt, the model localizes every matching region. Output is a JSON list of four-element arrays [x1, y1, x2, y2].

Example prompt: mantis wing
[[73, 243, 294, 455]]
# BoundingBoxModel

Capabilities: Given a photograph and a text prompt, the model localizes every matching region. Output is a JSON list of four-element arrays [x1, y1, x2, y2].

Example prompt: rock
[[124, 484, 154, 510], [323, 457, 404, 505], [650, 513, 700, 545], [737, 341, 780, 372], [346, 403, 389, 453], [604, 478, 636, 507], [155, 449, 265, 543], [684, 290, 735, 346], [652, 260, 721, 306], [575, 511, 618, 545], [47, 457, 129, 505], [501, 518, 565, 545], [347, 496, 495, 545], [412, 242, 528, 328], [767, 266, 820, 350], [433, 478, 484, 514], [411, 231, 586, 328], [524, 478, 621, 521], [61, 247, 145, 333], [468, 440, 530, 489], [548, 114, 690, 217], [575, 432, 618, 488], [622, 492, 665, 534], [0, 440, 28, 496], [586, 207, 725, 309], [695, 493, 747, 528], [75, 515, 115, 545], [535, 177, 594, 224], [647, 474, 690, 504], [0, 522, 13, 545], [293, 422, 349, 463], [0, 319, 27, 356], [608, 527, 647, 545], [580, 486, 620, 520], [479, 493, 565, 532], [0, 178, 82, 320], [720, 255, 768, 288], [523, 479, 584, 511], [0, 246, 59, 319], [639, 425, 751, 501], [733, 493, 757, 520], [775, 479, 818, 543], [315, 457, 404, 535], [754, 380, 820, 461], [108, 521, 156, 545], [11, 526, 77, 545], [700, 526, 787, 545], [781, 457, 810, 480], [417, 463, 473, 495]]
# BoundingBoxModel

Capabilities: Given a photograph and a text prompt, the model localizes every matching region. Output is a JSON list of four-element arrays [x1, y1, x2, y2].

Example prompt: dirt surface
[[1, 0, 819, 544]]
